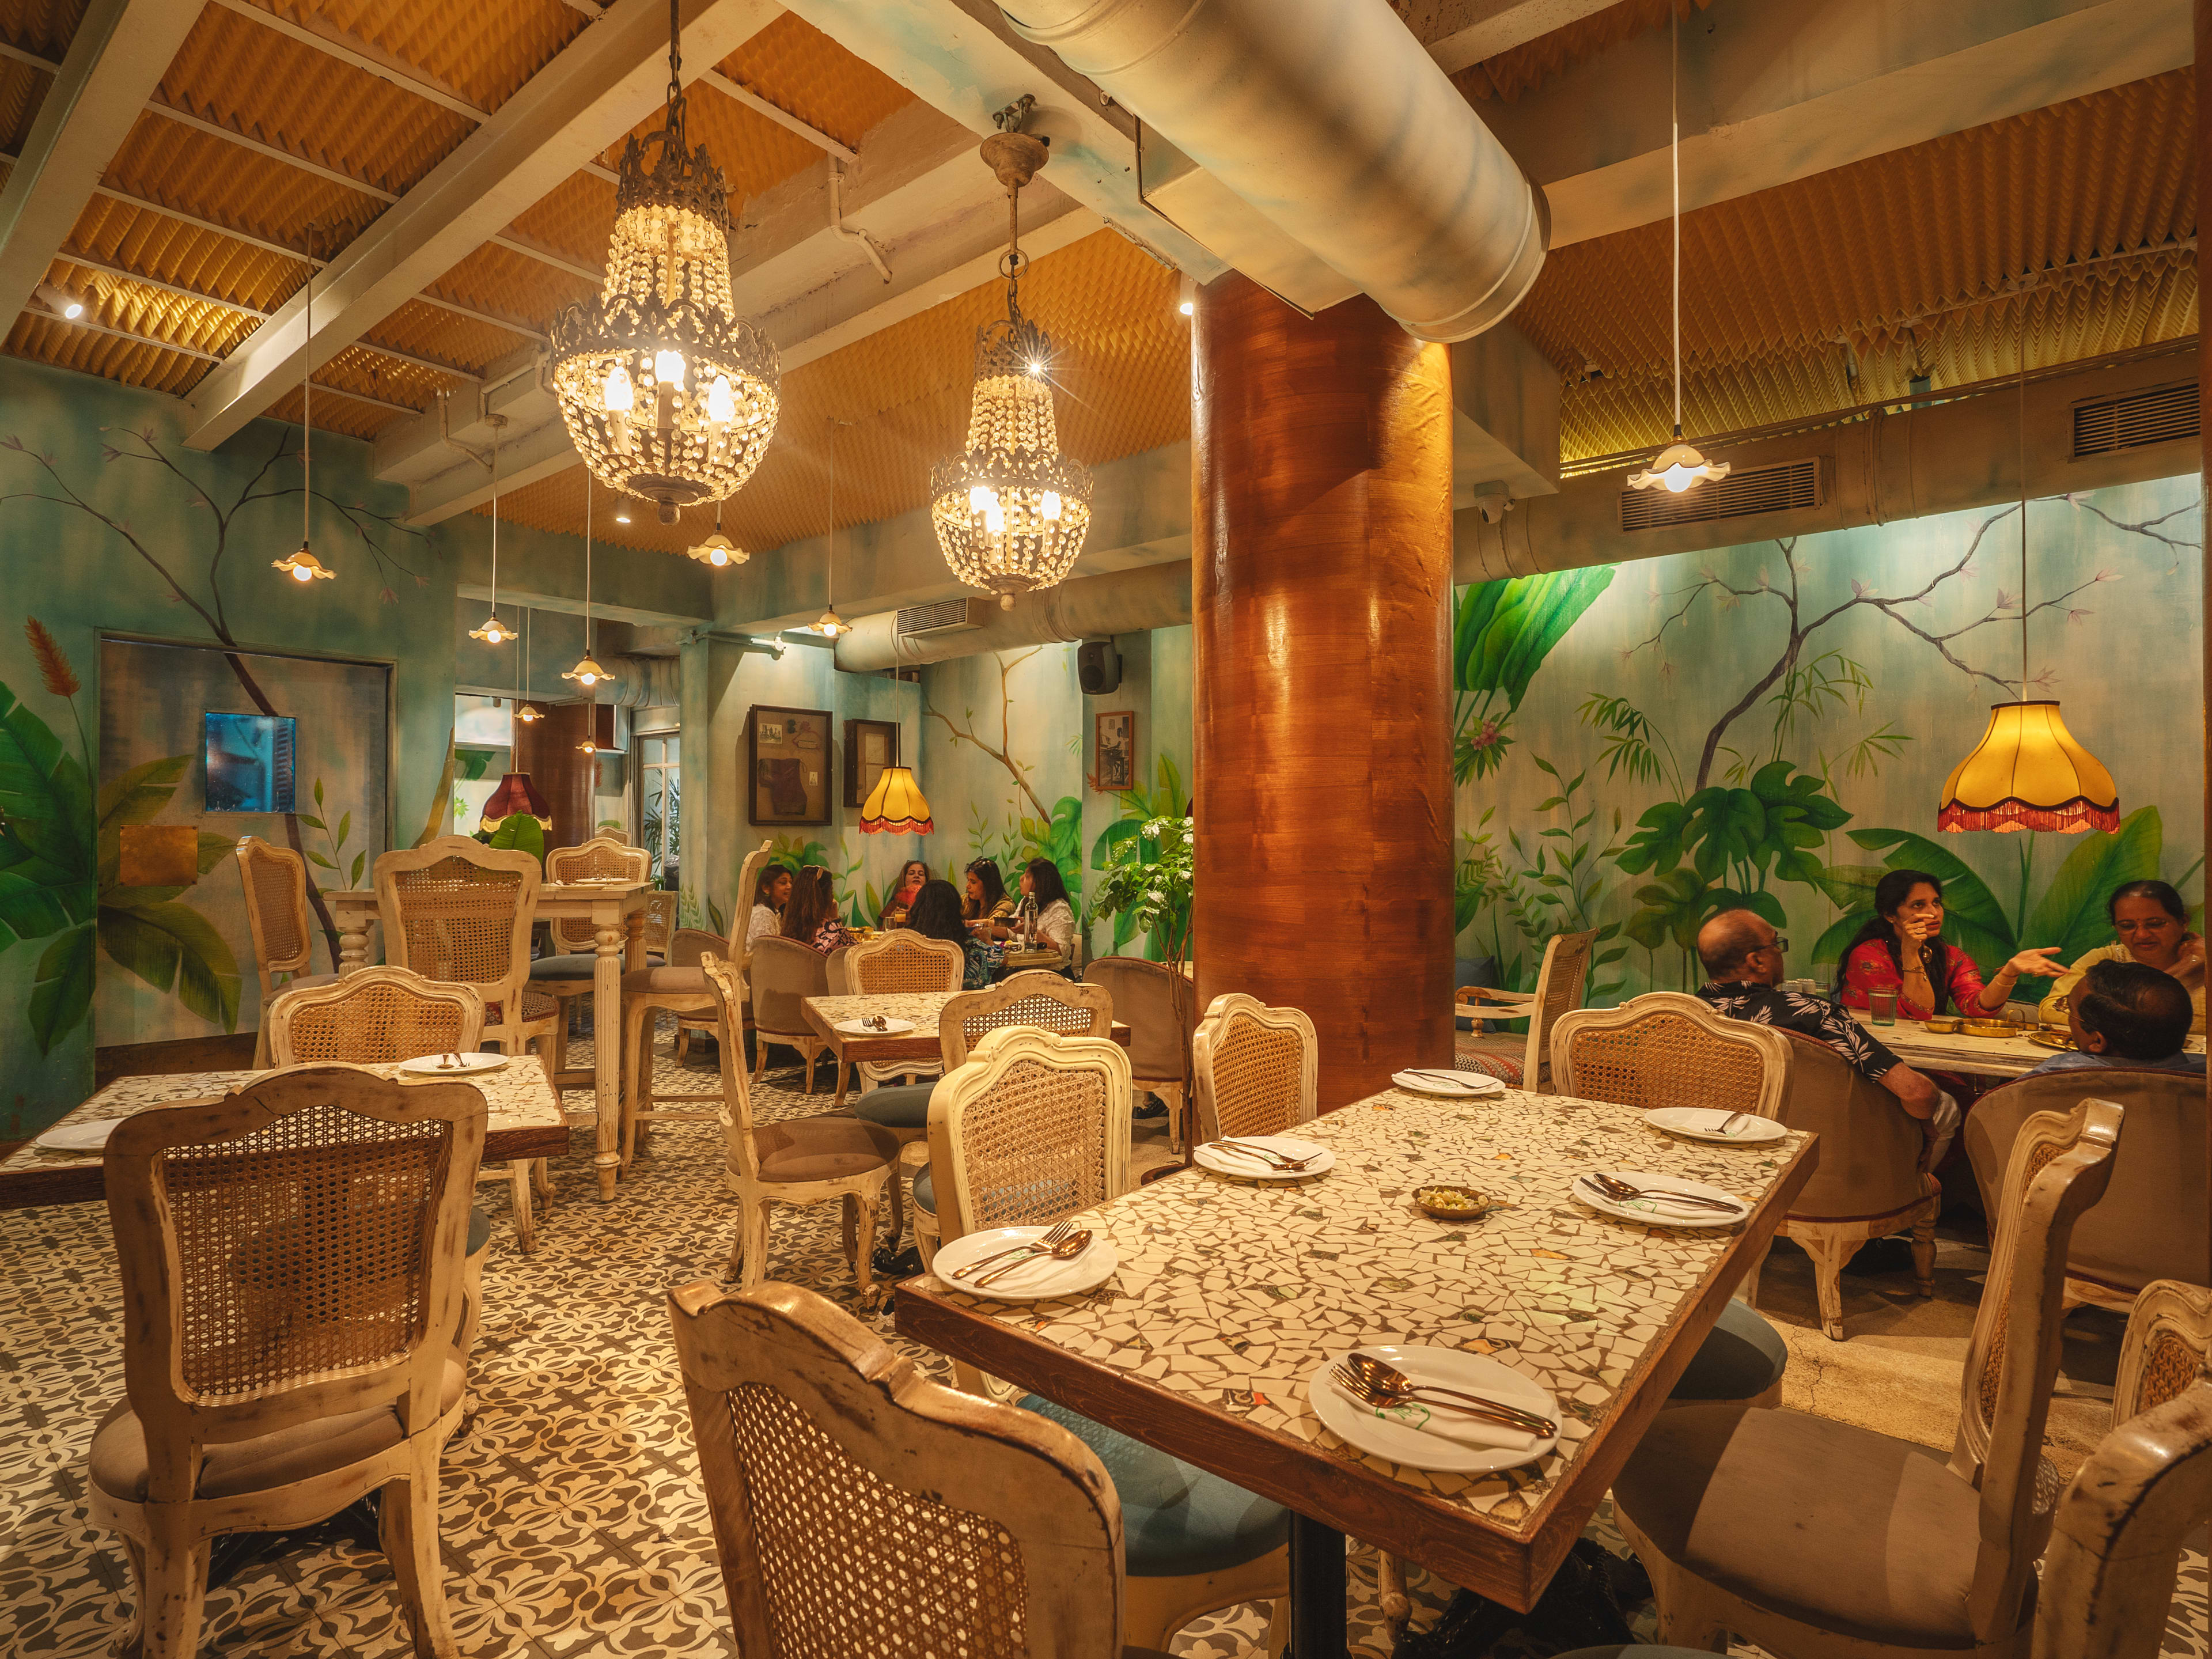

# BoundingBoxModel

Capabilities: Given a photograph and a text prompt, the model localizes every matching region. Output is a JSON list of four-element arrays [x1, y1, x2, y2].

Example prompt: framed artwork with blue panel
[[204, 711, 297, 813]]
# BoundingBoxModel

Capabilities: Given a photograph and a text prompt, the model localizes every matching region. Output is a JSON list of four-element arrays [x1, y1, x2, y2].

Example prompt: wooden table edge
[[894, 1124, 1820, 1611]]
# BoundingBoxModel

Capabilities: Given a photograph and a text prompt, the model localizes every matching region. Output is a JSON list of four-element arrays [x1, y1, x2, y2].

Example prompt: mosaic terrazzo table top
[[805, 991, 960, 1040], [0, 1059, 569, 1208], [900, 1085, 1815, 1604]]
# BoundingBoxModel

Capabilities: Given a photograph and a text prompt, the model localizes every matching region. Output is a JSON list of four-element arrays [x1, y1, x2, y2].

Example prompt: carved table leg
[[593, 909, 624, 1200]]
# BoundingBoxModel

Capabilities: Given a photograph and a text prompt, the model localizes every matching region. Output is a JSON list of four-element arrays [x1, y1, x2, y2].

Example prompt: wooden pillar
[[514, 702, 593, 851], [1191, 274, 1456, 1109], [2196, 0, 2209, 1214]]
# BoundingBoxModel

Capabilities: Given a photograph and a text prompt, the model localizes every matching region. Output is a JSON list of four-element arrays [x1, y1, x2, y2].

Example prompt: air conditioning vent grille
[[2072, 381, 2197, 457], [1619, 457, 1822, 531], [895, 599, 986, 637]]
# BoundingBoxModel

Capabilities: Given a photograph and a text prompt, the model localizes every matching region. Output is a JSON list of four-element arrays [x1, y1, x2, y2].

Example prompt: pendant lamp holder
[[274, 225, 336, 584], [468, 412, 513, 643]]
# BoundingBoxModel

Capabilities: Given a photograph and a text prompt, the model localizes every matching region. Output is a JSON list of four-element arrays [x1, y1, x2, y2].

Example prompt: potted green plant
[[1086, 813, 1194, 969]]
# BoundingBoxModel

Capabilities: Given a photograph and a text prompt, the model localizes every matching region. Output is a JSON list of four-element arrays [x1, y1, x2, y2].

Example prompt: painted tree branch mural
[[924, 647, 1084, 897], [924, 647, 1050, 821]]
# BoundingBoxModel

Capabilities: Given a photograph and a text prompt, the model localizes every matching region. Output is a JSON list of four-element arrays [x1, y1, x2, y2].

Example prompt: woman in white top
[[1018, 858, 1076, 956], [746, 865, 793, 947]]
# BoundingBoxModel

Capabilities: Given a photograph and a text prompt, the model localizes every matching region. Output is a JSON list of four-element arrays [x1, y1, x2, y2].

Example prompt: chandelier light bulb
[[706, 373, 735, 425], [654, 348, 687, 388], [603, 365, 634, 413], [1041, 490, 1062, 521]]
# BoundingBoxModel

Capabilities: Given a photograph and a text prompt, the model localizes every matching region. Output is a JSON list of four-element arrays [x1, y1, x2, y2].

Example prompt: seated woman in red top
[[1835, 869, 2061, 1020]]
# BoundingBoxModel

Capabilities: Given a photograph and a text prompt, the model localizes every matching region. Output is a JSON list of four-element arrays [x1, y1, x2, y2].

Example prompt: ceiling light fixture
[[808, 418, 850, 639], [1626, 7, 1728, 498], [468, 413, 512, 644], [34, 281, 88, 320], [549, 0, 780, 525], [272, 237, 335, 585], [485, 608, 551, 830], [929, 115, 1092, 609], [686, 494, 745, 566], [516, 607, 541, 724], [563, 473, 615, 691]]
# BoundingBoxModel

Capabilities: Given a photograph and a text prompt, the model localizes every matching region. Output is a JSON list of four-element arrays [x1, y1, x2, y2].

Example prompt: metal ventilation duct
[[1618, 459, 1824, 532], [2071, 380, 2198, 457], [1000, 0, 1548, 342], [894, 597, 992, 638]]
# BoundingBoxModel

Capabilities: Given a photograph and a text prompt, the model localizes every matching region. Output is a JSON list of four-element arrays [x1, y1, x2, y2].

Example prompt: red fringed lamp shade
[[479, 771, 552, 831], [859, 766, 932, 835], [1937, 702, 2118, 835]]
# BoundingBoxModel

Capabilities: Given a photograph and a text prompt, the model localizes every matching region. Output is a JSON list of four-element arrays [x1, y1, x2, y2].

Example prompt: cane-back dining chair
[[531, 834, 651, 1086], [748, 934, 835, 1092], [1456, 926, 1597, 1094], [2111, 1279, 2212, 1429], [1612, 1097, 2123, 1659], [1191, 993, 1316, 1144], [920, 1022, 1291, 1653], [894, 973, 1115, 1267], [1084, 956, 1199, 1151], [700, 956, 898, 1300], [374, 838, 557, 1061], [236, 836, 338, 1067], [266, 967, 539, 1260], [669, 1279, 1187, 1659], [834, 929, 965, 1105], [90, 1066, 482, 1659], [618, 925, 736, 1168]]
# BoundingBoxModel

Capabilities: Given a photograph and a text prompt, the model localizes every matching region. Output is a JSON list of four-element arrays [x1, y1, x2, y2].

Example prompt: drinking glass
[[1869, 989, 1898, 1026]]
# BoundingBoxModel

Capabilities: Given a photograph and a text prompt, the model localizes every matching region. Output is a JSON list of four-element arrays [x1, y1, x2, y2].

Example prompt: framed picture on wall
[[1090, 710, 1137, 793], [845, 718, 900, 808], [748, 704, 832, 826]]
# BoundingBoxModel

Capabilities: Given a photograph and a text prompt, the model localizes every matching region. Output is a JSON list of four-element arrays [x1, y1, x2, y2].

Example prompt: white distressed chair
[[1457, 926, 1597, 1094], [90, 1066, 481, 1659], [675, 840, 775, 1067], [1612, 1097, 2124, 1659], [1084, 956, 1198, 1152], [618, 926, 733, 1168], [1191, 992, 1317, 1144], [531, 834, 652, 1086], [700, 955, 898, 1301], [668, 1279, 1183, 1659], [2111, 1279, 2212, 1430], [373, 837, 558, 1071], [236, 836, 337, 1068], [836, 929, 964, 1106]]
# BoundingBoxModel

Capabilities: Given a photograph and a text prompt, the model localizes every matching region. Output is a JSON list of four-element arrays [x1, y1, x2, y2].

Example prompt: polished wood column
[[1191, 274, 1456, 1108], [513, 701, 593, 850]]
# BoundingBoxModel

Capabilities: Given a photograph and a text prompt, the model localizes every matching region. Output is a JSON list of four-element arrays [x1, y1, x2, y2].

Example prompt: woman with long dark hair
[[2039, 878, 2206, 1031], [880, 859, 929, 927], [906, 877, 994, 988], [963, 858, 1015, 934], [1835, 869, 2060, 1020], [779, 865, 850, 955], [1017, 857, 1076, 956]]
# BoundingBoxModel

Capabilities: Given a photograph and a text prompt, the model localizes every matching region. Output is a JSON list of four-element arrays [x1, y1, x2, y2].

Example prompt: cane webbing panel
[[388, 857, 522, 986], [2133, 1331, 2206, 1416], [1978, 1137, 2066, 1425], [853, 939, 961, 994], [726, 1381, 1030, 1657], [961, 1058, 1110, 1233], [546, 842, 649, 950], [242, 841, 310, 972], [1211, 1018, 1305, 1139], [160, 1101, 449, 1404], [278, 983, 470, 1065], [961, 992, 1101, 1050], [1563, 1013, 1767, 1115]]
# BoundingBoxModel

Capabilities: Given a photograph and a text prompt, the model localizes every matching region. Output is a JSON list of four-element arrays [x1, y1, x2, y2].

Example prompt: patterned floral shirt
[[1695, 980, 1904, 1085]]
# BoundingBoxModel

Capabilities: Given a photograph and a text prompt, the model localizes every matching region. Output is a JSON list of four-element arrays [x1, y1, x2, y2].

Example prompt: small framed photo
[[748, 705, 832, 826], [845, 718, 900, 808], [1090, 710, 1136, 793]]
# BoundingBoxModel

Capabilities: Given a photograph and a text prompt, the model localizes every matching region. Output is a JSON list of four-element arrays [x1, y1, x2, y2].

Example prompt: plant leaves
[[0, 680, 94, 880], [2021, 806, 2162, 965], [97, 900, 241, 1031], [97, 754, 187, 831], [28, 922, 96, 1054]]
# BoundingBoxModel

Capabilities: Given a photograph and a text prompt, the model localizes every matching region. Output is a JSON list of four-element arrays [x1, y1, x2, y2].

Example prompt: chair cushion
[[912, 1165, 935, 1214], [623, 964, 707, 994], [853, 1082, 934, 1130], [1018, 1395, 1290, 1578], [90, 1359, 466, 1503], [467, 1206, 491, 1257], [1668, 1300, 1787, 1404], [535, 952, 669, 982], [1613, 1404, 1993, 1648], [751, 1115, 900, 1182]]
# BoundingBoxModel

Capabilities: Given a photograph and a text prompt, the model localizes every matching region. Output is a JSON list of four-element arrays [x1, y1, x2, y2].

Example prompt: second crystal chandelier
[[930, 120, 1092, 608]]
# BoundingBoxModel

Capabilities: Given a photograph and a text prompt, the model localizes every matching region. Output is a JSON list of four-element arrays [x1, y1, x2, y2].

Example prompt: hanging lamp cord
[[1669, 4, 1682, 441], [301, 225, 313, 543]]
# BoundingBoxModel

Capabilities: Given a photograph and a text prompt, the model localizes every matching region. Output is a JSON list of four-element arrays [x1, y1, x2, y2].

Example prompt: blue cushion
[[531, 952, 662, 980], [912, 1165, 935, 1214], [1017, 1395, 1290, 1578], [853, 1082, 933, 1130], [1668, 1300, 1787, 1403]]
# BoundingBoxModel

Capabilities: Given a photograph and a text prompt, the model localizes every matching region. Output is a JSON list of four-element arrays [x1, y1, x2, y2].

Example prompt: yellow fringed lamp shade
[[859, 767, 933, 835], [1938, 702, 2118, 834]]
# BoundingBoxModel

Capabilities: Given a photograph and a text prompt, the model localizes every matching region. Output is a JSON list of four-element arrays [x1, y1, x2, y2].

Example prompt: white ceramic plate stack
[[931, 1225, 1119, 1303], [1192, 1135, 1335, 1180], [834, 1017, 916, 1037], [1308, 1344, 1559, 1474], [1645, 1107, 1787, 1145], [34, 1119, 122, 1154], [395, 1052, 509, 1077], [1571, 1170, 1749, 1228]]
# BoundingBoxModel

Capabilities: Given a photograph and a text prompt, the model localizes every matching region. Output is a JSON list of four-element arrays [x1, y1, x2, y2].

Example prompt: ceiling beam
[[1480, 0, 2194, 247], [181, 0, 786, 453], [696, 67, 857, 161], [1396, 0, 1620, 77], [0, 0, 210, 334]]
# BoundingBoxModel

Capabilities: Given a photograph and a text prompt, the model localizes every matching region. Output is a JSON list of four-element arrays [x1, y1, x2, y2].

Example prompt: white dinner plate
[[1392, 1069, 1506, 1098], [395, 1052, 509, 1077], [35, 1118, 121, 1154], [1571, 1169, 1749, 1228], [834, 1017, 915, 1037], [932, 1225, 1119, 1304], [1192, 1135, 1335, 1181], [1645, 1107, 1787, 1145], [1308, 1344, 1559, 1475]]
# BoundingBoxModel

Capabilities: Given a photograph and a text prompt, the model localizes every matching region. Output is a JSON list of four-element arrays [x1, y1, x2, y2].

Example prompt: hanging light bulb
[[685, 494, 745, 566], [274, 234, 335, 584], [806, 418, 851, 638], [564, 473, 618, 689], [469, 414, 513, 644], [1626, 9, 1729, 499], [516, 607, 541, 724]]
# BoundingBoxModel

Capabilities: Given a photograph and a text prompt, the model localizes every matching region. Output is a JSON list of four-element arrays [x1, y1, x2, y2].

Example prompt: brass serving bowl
[[1961, 1019, 2016, 1039], [2028, 1029, 2078, 1051], [1414, 1184, 1493, 1221], [1922, 1016, 1964, 1034]]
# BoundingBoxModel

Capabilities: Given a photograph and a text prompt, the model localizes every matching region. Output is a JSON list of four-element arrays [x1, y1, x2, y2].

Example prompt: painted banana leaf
[[2020, 808, 2162, 967], [1454, 569, 1615, 703], [0, 680, 94, 950], [1812, 828, 2018, 984]]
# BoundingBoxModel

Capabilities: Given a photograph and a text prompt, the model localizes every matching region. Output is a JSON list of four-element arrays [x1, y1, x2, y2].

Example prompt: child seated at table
[[2027, 959, 2206, 1077]]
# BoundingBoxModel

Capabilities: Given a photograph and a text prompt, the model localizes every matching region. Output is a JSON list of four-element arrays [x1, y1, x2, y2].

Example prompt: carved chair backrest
[[1550, 992, 1789, 1117], [1192, 993, 1317, 1142], [237, 836, 314, 984], [938, 972, 1113, 1070], [733, 839, 776, 978], [544, 836, 650, 950], [267, 967, 483, 1066], [2113, 1279, 2212, 1425], [703, 956, 766, 1182], [373, 837, 540, 1013], [1520, 927, 1597, 1094], [846, 930, 964, 994]]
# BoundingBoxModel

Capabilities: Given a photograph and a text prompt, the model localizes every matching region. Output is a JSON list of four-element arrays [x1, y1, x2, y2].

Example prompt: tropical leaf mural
[[1454, 568, 1613, 780]]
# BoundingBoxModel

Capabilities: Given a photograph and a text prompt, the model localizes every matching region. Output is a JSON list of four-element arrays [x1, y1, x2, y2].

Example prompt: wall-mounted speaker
[[1077, 639, 1122, 695]]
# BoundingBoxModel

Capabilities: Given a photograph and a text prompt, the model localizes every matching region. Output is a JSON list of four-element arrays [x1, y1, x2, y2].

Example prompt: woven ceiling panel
[[1, 52, 42, 153], [430, 241, 596, 331], [506, 173, 616, 272], [248, 0, 585, 113], [1448, 0, 1709, 104], [0, 0, 82, 60], [604, 74, 823, 205], [104, 112, 390, 244], [66, 194, 300, 312], [715, 12, 914, 152], [264, 379, 406, 443], [372, 297, 528, 368], [5, 310, 206, 396]]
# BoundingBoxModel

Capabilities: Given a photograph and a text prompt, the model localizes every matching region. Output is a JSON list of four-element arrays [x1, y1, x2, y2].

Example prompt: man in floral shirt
[[1694, 909, 1959, 1169]]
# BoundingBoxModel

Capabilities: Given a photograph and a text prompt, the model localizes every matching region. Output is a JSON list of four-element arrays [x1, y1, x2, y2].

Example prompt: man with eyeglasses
[[1694, 908, 1959, 1170]]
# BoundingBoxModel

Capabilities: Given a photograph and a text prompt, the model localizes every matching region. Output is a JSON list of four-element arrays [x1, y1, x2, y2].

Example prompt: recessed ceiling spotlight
[[613, 507, 632, 524], [1177, 299, 1194, 316], [34, 281, 88, 320]]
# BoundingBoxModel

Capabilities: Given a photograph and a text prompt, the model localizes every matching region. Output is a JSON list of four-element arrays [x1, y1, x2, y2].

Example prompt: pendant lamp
[[563, 474, 614, 690], [1626, 7, 1728, 497], [482, 609, 550, 830], [687, 495, 745, 566], [468, 415, 513, 643], [807, 418, 850, 639], [273, 241, 336, 583], [516, 608, 541, 724], [858, 766, 932, 835], [1937, 324, 2118, 834]]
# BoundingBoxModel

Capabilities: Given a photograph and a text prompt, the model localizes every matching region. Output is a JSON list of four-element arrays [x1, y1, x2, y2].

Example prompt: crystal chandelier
[[930, 125, 1091, 609], [549, 0, 780, 525]]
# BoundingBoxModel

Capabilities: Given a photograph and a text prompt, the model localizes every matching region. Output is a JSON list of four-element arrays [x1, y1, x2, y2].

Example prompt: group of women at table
[[742, 854, 1078, 988]]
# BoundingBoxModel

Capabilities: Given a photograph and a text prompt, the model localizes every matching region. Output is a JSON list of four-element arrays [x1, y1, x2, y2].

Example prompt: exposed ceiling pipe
[[1000, 0, 1547, 342], [600, 654, 684, 708], [828, 160, 894, 283], [834, 560, 1192, 670]]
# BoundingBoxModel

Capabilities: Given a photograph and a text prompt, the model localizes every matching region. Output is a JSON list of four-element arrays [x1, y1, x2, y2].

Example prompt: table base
[[1288, 1512, 1347, 1659]]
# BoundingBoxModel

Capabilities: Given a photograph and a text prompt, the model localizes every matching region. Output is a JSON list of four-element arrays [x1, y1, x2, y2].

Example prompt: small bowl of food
[[1962, 1018, 2014, 1039], [1414, 1184, 1493, 1221], [1921, 1015, 1963, 1034]]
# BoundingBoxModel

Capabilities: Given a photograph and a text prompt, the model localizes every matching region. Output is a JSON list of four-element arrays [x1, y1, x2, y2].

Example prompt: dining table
[[324, 880, 648, 1199], [1846, 1008, 2209, 1079], [895, 1082, 1817, 1654], [0, 1055, 571, 1210], [802, 990, 1131, 1081]]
